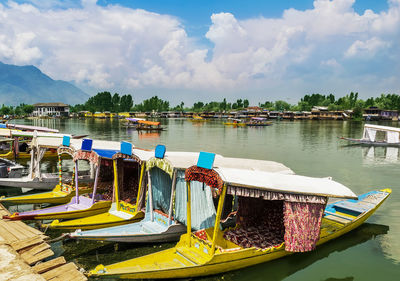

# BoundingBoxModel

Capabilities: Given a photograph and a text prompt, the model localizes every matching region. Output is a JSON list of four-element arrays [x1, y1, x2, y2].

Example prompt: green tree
[[243, 99, 249, 108]]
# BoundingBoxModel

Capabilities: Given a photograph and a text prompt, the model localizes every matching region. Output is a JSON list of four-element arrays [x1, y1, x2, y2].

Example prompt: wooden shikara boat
[[2, 141, 128, 220], [44, 147, 154, 230], [246, 117, 273, 127], [89, 153, 391, 279], [70, 150, 295, 243], [0, 138, 122, 202], [223, 118, 246, 126], [340, 124, 400, 146], [189, 115, 208, 122], [136, 120, 165, 131]]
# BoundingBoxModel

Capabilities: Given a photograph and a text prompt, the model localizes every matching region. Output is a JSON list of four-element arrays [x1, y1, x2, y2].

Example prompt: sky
[[0, 0, 399, 105]]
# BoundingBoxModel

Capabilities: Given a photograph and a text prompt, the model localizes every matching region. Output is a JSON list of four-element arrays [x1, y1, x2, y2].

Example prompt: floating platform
[[0, 204, 87, 281]]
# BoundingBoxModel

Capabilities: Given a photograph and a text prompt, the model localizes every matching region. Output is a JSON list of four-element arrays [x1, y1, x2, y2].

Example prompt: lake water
[[3, 118, 400, 281]]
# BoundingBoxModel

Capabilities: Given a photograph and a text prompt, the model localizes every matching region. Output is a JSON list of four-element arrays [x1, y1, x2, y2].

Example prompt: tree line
[[0, 104, 34, 116], [71, 91, 399, 117]]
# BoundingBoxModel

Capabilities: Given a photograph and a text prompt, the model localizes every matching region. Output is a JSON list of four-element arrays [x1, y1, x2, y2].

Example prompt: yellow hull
[[0, 185, 92, 205], [89, 189, 391, 279], [223, 122, 246, 126], [25, 201, 112, 220], [47, 210, 145, 230], [0, 150, 59, 160]]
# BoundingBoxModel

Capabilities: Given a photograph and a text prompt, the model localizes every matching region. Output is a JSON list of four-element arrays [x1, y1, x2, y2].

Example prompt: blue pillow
[[197, 151, 215, 170], [121, 141, 132, 156], [62, 136, 71, 147], [81, 139, 93, 151], [155, 144, 166, 159]]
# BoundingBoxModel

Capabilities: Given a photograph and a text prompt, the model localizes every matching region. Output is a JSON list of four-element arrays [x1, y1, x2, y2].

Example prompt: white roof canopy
[[364, 124, 400, 133], [214, 167, 357, 199], [158, 151, 294, 175]]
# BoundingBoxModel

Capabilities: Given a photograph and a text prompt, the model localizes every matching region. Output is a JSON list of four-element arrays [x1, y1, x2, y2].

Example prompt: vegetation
[[2, 91, 399, 118], [0, 104, 34, 116]]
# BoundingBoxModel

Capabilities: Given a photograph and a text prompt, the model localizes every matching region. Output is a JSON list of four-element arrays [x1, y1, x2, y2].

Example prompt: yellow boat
[[89, 154, 391, 279], [223, 118, 247, 126], [0, 184, 92, 205], [189, 115, 207, 122], [45, 147, 153, 230]]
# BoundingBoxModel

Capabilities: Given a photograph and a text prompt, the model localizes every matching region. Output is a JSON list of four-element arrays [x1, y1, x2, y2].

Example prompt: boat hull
[[0, 185, 92, 204], [89, 189, 391, 279], [4, 197, 111, 220], [70, 221, 186, 243], [46, 209, 145, 230], [341, 137, 400, 147]]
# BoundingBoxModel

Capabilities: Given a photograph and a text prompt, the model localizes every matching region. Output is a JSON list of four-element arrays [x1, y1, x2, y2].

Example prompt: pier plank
[[11, 236, 43, 251], [32, 256, 66, 274], [0, 224, 19, 242], [41, 262, 77, 280], [23, 248, 54, 265], [48, 268, 87, 281]]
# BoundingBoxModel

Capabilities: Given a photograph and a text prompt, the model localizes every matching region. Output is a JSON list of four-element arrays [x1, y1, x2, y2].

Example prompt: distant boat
[[223, 118, 246, 126], [246, 117, 273, 127], [189, 115, 207, 122], [136, 120, 165, 131], [341, 124, 400, 146]]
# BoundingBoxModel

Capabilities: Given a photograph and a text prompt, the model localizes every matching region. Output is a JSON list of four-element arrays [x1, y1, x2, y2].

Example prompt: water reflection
[[362, 146, 399, 165]]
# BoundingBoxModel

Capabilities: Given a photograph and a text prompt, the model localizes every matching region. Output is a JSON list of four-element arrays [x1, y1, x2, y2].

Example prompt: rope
[[45, 233, 69, 243]]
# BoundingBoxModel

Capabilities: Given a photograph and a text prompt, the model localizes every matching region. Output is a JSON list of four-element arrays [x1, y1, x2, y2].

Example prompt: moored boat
[[44, 146, 153, 230], [69, 149, 295, 243], [2, 139, 127, 220], [223, 118, 246, 126], [246, 117, 273, 126], [89, 152, 391, 279], [136, 120, 165, 131], [341, 124, 400, 146]]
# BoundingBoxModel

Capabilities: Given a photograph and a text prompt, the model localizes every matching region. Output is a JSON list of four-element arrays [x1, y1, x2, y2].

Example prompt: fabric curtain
[[34, 147, 47, 179], [364, 128, 377, 141], [150, 167, 172, 214], [283, 201, 325, 252], [227, 185, 327, 204], [175, 171, 217, 231], [386, 131, 399, 143]]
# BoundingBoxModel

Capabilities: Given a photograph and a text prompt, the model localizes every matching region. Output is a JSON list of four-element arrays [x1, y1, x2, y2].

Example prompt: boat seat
[[324, 211, 353, 221], [141, 221, 167, 234], [333, 201, 369, 214], [109, 210, 134, 219], [66, 203, 88, 211], [324, 215, 352, 224]]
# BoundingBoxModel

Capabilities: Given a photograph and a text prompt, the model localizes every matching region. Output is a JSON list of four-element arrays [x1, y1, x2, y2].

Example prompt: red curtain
[[185, 166, 223, 193], [283, 201, 325, 252]]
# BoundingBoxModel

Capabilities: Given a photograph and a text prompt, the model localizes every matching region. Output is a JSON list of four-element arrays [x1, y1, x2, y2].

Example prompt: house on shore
[[363, 107, 399, 121], [32, 102, 69, 117]]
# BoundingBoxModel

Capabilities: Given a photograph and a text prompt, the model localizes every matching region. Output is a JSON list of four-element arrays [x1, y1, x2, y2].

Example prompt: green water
[[4, 118, 400, 280]]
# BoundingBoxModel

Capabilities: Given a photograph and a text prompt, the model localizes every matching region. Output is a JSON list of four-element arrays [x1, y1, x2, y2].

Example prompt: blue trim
[[93, 149, 119, 159]]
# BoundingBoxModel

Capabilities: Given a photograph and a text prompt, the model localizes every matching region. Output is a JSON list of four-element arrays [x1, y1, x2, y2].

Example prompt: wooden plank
[[14, 221, 45, 235], [41, 263, 77, 280], [14, 221, 44, 236], [11, 236, 43, 251], [0, 224, 19, 243], [1, 220, 30, 241], [324, 214, 351, 224], [20, 243, 51, 259], [24, 248, 54, 265], [48, 268, 87, 281], [32, 256, 66, 274]]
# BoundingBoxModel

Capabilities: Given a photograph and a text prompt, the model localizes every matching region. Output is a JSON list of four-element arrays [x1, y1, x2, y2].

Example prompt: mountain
[[0, 62, 90, 105]]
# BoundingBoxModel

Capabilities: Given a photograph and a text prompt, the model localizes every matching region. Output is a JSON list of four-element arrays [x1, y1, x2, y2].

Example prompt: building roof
[[33, 103, 69, 107]]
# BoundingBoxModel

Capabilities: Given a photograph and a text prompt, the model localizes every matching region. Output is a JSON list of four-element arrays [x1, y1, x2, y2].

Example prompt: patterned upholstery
[[185, 166, 223, 193]]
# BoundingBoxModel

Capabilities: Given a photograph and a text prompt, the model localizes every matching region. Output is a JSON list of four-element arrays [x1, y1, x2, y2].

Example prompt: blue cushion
[[155, 145, 166, 159], [62, 136, 71, 147], [121, 141, 132, 156], [81, 139, 93, 151], [197, 151, 215, 170], [0, 124, 7, 129]]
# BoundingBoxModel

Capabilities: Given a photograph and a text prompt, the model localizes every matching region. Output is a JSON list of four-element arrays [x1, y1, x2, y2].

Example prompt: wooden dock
[[0, 204, 87, 281]]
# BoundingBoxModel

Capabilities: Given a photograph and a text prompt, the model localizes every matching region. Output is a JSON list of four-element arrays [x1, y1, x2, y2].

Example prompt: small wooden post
[[210, 184, 227, 255]]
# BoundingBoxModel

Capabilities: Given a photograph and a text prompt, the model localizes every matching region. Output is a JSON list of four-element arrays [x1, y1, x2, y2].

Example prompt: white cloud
[[345, 37, 391, 58], [0, 0, 399, 102]]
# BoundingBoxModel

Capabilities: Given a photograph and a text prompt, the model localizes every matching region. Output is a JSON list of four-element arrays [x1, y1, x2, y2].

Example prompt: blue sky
[[0, 0, 398, 105]]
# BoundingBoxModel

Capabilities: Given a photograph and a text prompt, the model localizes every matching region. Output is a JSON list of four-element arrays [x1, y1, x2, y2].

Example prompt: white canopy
[[6, 124, 59, 133], [363, 124, 400, 143], [157, 151, 294, 175], [0, 129, 69, 138], [214, 167, 357, 199]]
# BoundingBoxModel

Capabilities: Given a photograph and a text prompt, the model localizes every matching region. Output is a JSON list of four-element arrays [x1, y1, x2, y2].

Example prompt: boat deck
[[0, 204, 87, 281]]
